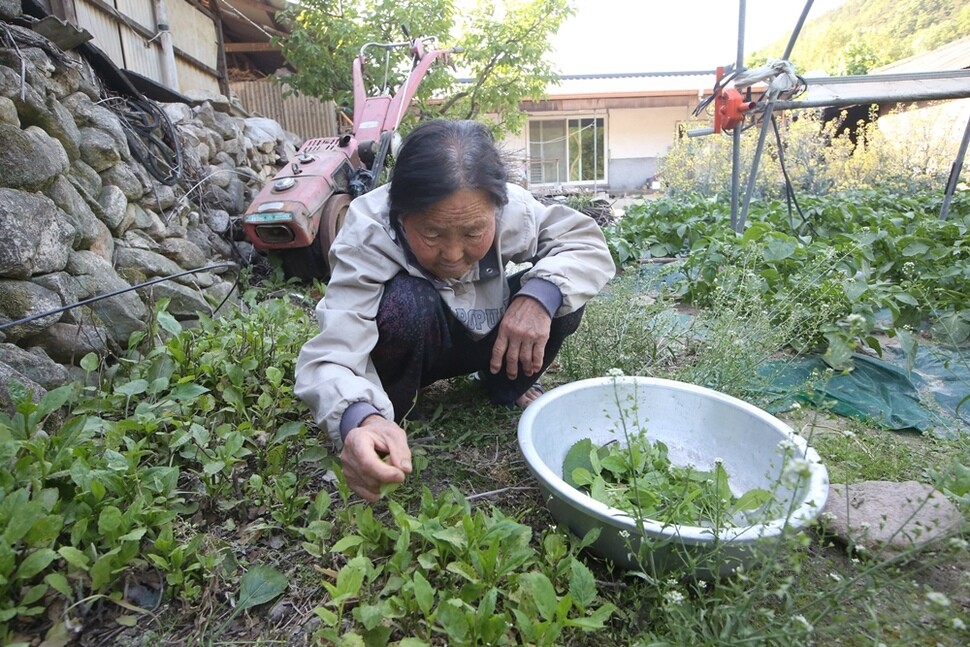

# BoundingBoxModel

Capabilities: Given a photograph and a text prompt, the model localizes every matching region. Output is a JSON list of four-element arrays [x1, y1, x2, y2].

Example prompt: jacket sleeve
[[293, 212, 401, 445], [503, 185, 616, 316]]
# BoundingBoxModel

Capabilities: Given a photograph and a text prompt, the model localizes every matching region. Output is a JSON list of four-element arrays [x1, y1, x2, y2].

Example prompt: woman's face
[[400, 188, 497, 280]]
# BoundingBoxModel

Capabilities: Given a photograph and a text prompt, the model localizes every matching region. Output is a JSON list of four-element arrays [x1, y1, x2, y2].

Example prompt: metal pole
[[773, 89, 970, 110], [593, 115, 599, 192], [941, 111, 970, 220], [730, 0, 746, 231], [738, 104, 774, 232], [153, 0, 179, 90], [783, 0, 815, 60], [737, 0, 815, 232]]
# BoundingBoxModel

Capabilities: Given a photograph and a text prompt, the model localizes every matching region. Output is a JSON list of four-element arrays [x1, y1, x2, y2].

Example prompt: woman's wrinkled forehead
[[404, 189, 496, 227]]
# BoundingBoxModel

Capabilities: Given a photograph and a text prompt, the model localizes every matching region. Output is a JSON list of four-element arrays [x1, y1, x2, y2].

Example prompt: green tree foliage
[[837, 41, 879, 75], [749, 0, 970, 75], [276, 0, 573, 136]]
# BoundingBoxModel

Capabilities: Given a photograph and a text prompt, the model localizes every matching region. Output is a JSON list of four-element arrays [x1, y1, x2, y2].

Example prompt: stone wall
[[0, 7, 299, 407]]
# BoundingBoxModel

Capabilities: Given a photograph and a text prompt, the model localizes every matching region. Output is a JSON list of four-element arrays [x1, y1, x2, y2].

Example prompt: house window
[[528, 117, 605, 185]]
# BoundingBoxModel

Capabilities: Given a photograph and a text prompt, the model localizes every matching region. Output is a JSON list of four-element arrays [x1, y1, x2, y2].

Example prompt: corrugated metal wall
[[167, 1, 216, 66], [118, 0, 162, 83], [75, 1, 124, 64], [168, 0, 219, 86], [74, 0, 220, 94], [230, 80, 339, 142]]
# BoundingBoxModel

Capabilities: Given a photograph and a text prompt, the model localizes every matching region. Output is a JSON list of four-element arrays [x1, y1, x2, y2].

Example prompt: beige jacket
[[294, 183, 616, 443]]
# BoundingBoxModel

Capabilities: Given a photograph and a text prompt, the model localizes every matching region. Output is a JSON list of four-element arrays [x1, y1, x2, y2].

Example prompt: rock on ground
[[821, 480, 963, 556]]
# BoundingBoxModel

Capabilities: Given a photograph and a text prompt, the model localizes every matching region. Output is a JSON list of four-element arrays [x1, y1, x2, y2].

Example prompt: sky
[[550, 0, 849, 74]]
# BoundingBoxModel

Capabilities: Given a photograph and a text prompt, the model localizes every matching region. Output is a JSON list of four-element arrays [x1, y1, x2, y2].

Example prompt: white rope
[[733, 59, 800, 98]]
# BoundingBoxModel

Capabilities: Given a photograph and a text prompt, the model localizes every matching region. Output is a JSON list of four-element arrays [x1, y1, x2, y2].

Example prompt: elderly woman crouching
[[295, 119, 616, 501]]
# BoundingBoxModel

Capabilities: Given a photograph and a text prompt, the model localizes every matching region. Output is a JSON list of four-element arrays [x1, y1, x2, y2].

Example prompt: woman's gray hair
[[388, 119, 508, 221]]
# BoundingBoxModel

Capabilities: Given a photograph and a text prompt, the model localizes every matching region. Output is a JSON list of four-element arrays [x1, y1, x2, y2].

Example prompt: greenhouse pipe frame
[[721, 0, 970, 230]]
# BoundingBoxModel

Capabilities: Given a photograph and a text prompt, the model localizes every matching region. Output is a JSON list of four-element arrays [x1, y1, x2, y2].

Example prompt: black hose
[[770, 115, 817, 239], [0, 263, 235, 332]]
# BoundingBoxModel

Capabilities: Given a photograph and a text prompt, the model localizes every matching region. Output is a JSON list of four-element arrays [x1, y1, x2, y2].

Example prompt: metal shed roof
[[874, 36, 970, 74]]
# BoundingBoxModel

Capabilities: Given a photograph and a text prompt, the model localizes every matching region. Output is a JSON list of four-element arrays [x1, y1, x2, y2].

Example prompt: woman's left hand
[[490, 297, 551, 380]]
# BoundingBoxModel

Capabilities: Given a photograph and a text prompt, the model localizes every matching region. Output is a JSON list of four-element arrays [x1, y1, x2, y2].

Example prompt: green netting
[[759, 351, 968, 435], [907, 345, 970, 429], [632, 264, 970, 434]]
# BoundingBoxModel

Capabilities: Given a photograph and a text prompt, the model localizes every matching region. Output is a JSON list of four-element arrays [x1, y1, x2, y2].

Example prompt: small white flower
[[854, 544, 866, 554], [712, 457, 724, 466], [663, 590, 685, 604], [952, 617, 966, 630], [665, 578, 679, 587], [841, 430, 857, 439], [606, 368, 625, 377], [828, 572, 842, 582], [778, 439, 797, 453], [790, 402, 802, 411], [846, 313, 866, 326], [792, 614, 813, 633], [926, 591, 951, 608], [784, 458, 813, 480], [618, 530, 631, 539]]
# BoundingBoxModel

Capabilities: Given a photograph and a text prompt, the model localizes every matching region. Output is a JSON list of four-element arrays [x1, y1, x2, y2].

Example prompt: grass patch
[[3, 195, 969, 644]]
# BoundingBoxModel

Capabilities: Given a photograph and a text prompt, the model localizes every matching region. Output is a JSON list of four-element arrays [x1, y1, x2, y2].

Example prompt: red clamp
[[712, 67, 756, 133]]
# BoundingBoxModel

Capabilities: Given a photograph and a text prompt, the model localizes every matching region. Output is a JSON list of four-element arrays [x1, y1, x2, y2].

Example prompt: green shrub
[[661, 106, 969, 198]]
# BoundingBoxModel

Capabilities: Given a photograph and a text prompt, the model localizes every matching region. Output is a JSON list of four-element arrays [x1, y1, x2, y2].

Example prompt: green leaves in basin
[[563, 433, 772, 528]]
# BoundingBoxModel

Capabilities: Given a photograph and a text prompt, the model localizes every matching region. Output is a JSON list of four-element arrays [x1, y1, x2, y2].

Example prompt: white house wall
[[502, 104, 695, 194], [877, 99, 970, 152], [607, 106, 691, 192], [498, 125, 531, 187]]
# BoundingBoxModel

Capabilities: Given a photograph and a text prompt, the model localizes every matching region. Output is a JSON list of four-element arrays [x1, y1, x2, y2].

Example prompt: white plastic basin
[[518, 376, 829, 576]]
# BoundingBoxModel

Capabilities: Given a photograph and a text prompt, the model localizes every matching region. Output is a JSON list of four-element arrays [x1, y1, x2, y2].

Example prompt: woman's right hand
[[340, 415, 413, 502]]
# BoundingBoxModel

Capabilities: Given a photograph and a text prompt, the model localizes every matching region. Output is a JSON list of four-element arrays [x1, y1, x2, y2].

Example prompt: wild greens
[[563, 433, 772, 528]]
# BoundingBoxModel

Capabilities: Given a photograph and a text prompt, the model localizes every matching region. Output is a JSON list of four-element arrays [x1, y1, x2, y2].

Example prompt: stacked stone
[[0, 5, 299, 406]]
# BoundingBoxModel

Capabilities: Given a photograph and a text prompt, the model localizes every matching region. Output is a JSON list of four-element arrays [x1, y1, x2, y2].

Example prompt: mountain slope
[[751, 0, 970, 74]]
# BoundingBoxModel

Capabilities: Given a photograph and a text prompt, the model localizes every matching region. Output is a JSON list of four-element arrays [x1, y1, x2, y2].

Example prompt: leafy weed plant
[[312, 485, 616, 645], [0, 290, 321, 644], [603, 190, 970, 369]]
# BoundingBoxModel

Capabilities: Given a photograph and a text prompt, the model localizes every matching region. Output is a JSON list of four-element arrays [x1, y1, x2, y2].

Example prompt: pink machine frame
[[242, 35, 457, 275]]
